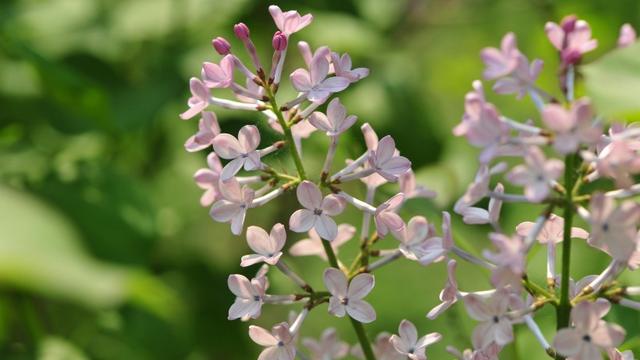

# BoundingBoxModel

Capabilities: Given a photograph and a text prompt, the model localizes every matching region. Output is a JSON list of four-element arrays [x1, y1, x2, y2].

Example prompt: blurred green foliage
[[0, 0, 639, 359]]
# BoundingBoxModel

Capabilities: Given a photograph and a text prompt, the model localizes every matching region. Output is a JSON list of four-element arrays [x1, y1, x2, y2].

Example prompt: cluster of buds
[[180, 5, 640, 360], [451, 15, 639, 360]]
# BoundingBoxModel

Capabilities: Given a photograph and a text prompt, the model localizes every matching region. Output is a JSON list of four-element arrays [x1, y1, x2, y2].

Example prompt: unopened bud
[[233, 23, 250, 40], [272, 31, 287, 51], [560, 15, 578, 34], [212, 37, 231, 55]]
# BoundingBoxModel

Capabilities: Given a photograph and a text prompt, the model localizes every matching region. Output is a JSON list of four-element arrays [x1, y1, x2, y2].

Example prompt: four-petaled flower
[[290, 46, 350, 103], [463, 290, 517, 348], [309, 98, 357, 136], [193, 152, 223, 206], [241, 223, 286, 267], [516, 213, 588, 245], [352, 332, 404, 360], [324, 268, 376, 323], [375, 193, 406, 238], [227, 273, 267, 320], [210, 177, 255, 235], [553, 299, 625, 360], [480, 32, 520, 80], [427, 259, 459, 319], [212, 125, 262, 181], [390, 319, 442, 360], [249, 323, 296, 360], [289, 181, 345, 240], [587, 193, 640, 262], [368, 135, 411, 182], [545, 17, 598, 65], [507, 147, 564, 202], [302, 328, 349, 360], [331, 52, 369, 83], [185, 111, 221, 152], [542, 99, 601, 155]]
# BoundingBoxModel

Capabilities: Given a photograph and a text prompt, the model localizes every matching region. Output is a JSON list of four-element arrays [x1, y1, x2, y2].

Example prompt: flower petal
[[348, 273, 375, 300], [346, 300, 376, 323], [249, 325, 278, 347], [296, 181, 323, 209], [323, 268, 348, 297], [289, 209, 316, 233]]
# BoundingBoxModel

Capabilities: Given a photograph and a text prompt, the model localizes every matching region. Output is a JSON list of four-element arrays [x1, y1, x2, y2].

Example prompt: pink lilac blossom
[[331, 52, 369, 82], [389, 319, 442, 360], [241, 224, 286, 267], [227, 273, 267, 321], [480, 33, 520, 80], [463, 290, 518, 348], [249, 323, 296, 360], [587, 193, 640, 262], [289, 181, 345, 241], [374, 193, 405, 238], [399, 170, 437, 200], [368, 135, 412, 182], [209, 177, 255, 235], [542, 99, 601, 155], [553, 299, 625, 360], [268, 5, 313, 36], [290, 47, 350, 103], [352, 332, 403, 360], [618, 24, 637, 48], [185, 111, 221, 152], [516, 214, 589, 245], [308, 98, 357, 136], [323, 268, 376, 323], [180, 77, 210, 120], [545, 16, 598, 65], [589, 138, 640, 188], [507, 146, 564, 202], [202, 55, 234, 88], [212, 125, 262, 181], [427, 259, 459, 319], [459, 183, 503, 225]]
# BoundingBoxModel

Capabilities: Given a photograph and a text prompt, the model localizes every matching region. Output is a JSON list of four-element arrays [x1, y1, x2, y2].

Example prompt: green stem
[[556, 153, 578, 359], [321, 241, 376, 360], [264, 86, 307, 180]]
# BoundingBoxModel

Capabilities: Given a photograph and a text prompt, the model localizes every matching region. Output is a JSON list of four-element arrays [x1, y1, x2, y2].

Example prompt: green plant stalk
[[264, 86, 307, 180], [556, 153, 578, 360]]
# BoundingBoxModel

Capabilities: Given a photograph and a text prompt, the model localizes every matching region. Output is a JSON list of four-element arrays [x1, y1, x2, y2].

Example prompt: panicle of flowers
[[450, 14, 640, 360], [179, 5, 448, 360]]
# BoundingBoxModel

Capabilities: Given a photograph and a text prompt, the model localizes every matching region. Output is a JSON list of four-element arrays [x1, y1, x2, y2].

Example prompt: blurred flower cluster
[[180, 5, 640, 360]]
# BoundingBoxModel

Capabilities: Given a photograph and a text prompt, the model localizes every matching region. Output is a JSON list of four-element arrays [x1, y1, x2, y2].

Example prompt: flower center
[[536, 174, 545, 182], [340, 297, 349, 305], [253, 295, 261, 302], [277, 340, 285, 347], [492, 316, 500, 324], [314, 208, 323, 216], [582, 334, 591, 343], [602, 223, 609, 232]]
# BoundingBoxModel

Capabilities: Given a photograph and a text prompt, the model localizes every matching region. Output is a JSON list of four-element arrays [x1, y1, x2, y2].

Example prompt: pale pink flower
[[542, 99, 601, 155], [269, 5, 313, 36], [545, 17, 598, 64], [359, 123, 388, 188], [290, 47, 350, 103], [374, 193, 405, 238], [553, 299, 625, 360], [201, 54, 234, 88], [180, 77, 209, 120], [323, 268, 376, 323], [302, 328, 349, 360], [592, 139, 640, 188], [516, 214, 589, 244], [397, 213, 452, 266], [607, 348, 634, 360], [587, 193, 640, 261], [390, 319, 442, 360], [331, 52, 369, 82], [459, 183, 503, 225], [212, 125, 262, 181], [507, 147, 564, 202], [227, 273, 267, 320], [209, 177, 255, 235], [618, 24, 637, 48], [241, 223, 286, 267], [455, 162, 507, 210], [289, 224, 355, 260], [447, 343, 501, 360], [463, 290, 516, 348], [352, 332, 403, 360], [493, 54, 544, 99], [185, 111, 221, 152], [289, 181, 345, 241], [453, 81, 509, 163], [399, 170, 437, 199], [368, 136, 411, 181], [427, 259, 459, 319], [249, 323, 296, 360], [308, 98, 357, 136], [194, 152, 223, 206], [480, 33, 520, 80], [484, 233, 526, 276]]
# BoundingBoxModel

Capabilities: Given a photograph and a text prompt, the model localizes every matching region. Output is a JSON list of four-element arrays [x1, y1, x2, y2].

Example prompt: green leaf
[[38, 337, 88, 360], [583, 42, 640, 118], [0, 185, 181, 321]]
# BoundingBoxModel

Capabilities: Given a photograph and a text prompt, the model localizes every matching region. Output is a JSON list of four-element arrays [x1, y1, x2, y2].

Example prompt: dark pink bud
[[272, 31, 287, 51], [212, 37, 231, 55], [562, 49, 582, 65], [234, 23, 250, 40], [560, 15, 578, 34]]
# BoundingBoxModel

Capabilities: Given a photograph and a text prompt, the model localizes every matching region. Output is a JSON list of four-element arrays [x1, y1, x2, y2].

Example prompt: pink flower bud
[[272, 31, 287, 51], [211, 37, 231, 55], [560, 14, 578, 34], [233, 23, 250, 40]]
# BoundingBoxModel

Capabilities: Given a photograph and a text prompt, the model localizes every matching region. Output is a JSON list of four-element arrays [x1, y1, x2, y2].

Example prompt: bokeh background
[[1, 0, 640, 359]]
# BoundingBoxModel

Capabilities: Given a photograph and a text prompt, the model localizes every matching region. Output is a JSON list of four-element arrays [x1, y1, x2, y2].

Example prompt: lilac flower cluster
[[180, 6, 640, 360], [450, 15, 640, 360]]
